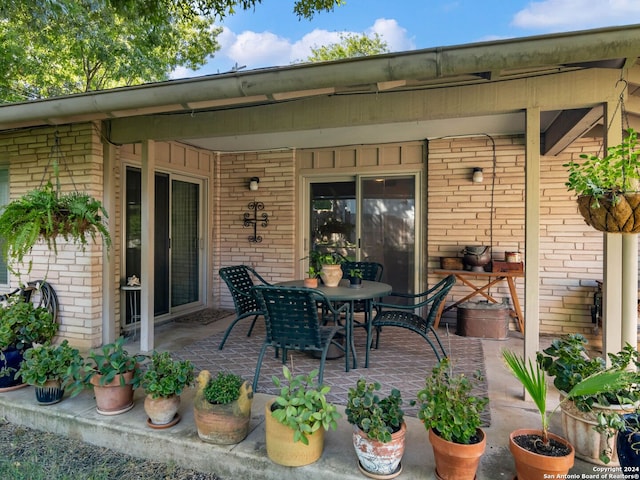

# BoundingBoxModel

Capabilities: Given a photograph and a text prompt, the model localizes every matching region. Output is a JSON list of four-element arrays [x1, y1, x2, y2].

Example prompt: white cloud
[[368, 18, 415, 52], [512, 0, 640, 30]]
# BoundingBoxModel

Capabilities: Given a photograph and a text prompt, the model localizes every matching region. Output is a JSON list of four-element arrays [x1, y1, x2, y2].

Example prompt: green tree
[[0, 0, 345, 102], [306, 32, 389, 62]]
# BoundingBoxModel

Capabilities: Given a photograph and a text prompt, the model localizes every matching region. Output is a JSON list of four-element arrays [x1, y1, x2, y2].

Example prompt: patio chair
[[339, 261, 384, 328], [217, 265, 271, 350], [251, 285, 351, 392], [366, 274, 456, 367]]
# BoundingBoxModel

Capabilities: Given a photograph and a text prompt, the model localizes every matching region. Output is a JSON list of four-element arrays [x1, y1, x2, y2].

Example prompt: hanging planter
[[0, 181, 112, 263], [564, 127, 640, 234]]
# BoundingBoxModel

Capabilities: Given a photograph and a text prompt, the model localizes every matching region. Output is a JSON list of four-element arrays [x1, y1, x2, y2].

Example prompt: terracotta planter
[[194, 380, 253, 444], [265, 401, 324, 466], [509, 429, 574, 480], [319, 264, 343, 287], [144, 394, 181, 427], [0, 347, 26, 391], [429, 427, 486, 480], [577, 193, 640, 233], [90, 370, 135, 415], [352, 422, 406, 478], [303, 278, 319, 288], [560, 396, 635, 466], [35, 379, 65, 405]]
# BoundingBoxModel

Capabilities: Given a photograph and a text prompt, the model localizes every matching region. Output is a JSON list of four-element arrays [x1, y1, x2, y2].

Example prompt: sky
[[171, 0, 640, 79]]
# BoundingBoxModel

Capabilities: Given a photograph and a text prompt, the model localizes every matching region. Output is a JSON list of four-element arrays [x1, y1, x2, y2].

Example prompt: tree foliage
[[0, 0, 345, 102], [306, 32, 389, 62]]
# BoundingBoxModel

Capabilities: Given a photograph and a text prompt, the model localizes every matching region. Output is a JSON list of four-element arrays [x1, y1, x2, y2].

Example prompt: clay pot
[[509, 429, 574, 480], [265, 400, 324, 466], [90, 370, 135, 415], [194, 380, 253, 444], [303, 278, 319, 288], [352, 422, 406, 478], [319, 264, 343, 287], [35, 379, 65, 405], [429, 427, 486, 480], [144, 394, 181, 426]]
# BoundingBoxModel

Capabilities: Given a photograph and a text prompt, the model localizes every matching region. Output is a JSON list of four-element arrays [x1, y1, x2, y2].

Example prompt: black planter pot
[[0, 347, 25, 390], [617, 414, 640, 477], [35, 382, 65, 405]]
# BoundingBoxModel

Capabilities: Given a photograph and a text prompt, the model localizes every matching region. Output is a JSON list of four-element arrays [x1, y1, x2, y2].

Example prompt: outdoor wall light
[[249, 177, 259, 191], [472, 167, 483, 183]]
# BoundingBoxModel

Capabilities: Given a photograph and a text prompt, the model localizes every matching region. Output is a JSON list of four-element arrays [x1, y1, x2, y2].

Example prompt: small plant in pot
[[563, 128, 640, 233], [314, 251, 345, 287], [17, 340, 82, 405], [304, 265, 319, 288], [69, 337, 146, 415], [141, 351, 194, 428], [266, 366, 340, 467], [193, 369, 253, 444], [502, 349, 635, 480], [347, 268, 363, 288], [414, 357, 488, 480], [0, 296, 58, 390], [345, 378, 405, 478], [537, 334, 640, 465]]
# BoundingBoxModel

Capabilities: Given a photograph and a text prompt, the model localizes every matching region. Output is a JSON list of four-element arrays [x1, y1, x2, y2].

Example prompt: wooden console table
[[433, 269, 525, 333]]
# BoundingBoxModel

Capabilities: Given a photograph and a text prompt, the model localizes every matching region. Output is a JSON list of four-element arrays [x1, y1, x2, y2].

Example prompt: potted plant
[[316, 251, 345, 287], [347, 267, 363, 288], [414, 357, 488, 480], [614, 413, 640, 473], [193, 369, 253, 444], [563, 128, 640, 233], [266, 366, 340, 466], [304, 265, 319, 288], [141, 351, 194, 428], [502, 349, 635, 480], [537, 334, 640, 465], [69, 337, 145, 415], [0, 296, 58, 390], [17, 340, 82, 405], [0, 181, 112, 265], [345, 378, 405, 478]]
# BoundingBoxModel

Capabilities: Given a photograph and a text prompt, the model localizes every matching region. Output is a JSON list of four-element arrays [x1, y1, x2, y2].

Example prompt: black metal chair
[[366, 274, 456, 367], [251, 285, 351, 392], [218, 265, 271, 350]]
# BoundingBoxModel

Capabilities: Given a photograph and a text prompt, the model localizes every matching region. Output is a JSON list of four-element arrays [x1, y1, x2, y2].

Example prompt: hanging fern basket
[[576, 193, 640, 233]]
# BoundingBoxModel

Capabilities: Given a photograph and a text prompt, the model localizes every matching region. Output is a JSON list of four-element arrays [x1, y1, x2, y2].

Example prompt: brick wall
[[0, 123, 107, 349]]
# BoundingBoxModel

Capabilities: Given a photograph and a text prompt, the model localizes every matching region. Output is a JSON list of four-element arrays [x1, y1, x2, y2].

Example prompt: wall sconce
[[472, 167, 483, 183], [249, 177, 259, 191]]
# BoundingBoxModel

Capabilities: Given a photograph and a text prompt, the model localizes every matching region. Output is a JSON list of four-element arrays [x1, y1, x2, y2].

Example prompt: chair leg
[[430, 327, 448, 358], [252, 342, 270, 393], [246, 315, 259, 337], [218, 317, 243, 350]]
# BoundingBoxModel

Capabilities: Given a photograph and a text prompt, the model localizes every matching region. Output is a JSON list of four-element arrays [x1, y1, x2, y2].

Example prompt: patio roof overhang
[[0, 24, 639, 154]]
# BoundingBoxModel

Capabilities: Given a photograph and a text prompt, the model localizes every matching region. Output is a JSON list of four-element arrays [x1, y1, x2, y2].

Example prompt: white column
[[140, 140, 155, 352], [622, 234, 638, 348], [102, 136, 117, 345], [524, 107, 541, 388]]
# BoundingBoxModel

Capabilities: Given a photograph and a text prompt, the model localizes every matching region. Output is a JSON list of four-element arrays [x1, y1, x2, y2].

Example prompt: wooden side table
[[433, 269, 525, 333]]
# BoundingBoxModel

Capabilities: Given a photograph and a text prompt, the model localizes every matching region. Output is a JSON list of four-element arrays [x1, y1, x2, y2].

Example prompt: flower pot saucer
[[0, 382, 28, 393], [357, 461, 402, 479], [96, 401, 134, 416], [147, 413, 181, 429]]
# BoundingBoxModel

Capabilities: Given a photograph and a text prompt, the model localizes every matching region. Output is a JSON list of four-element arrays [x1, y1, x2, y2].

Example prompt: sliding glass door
[[307, 174, 418, 295]]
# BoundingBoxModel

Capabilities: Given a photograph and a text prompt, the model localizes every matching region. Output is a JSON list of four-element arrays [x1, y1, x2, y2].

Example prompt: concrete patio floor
[[0, 313, 626, 479]]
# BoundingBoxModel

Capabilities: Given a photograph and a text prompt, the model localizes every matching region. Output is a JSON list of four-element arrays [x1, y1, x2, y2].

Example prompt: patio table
[[275, 279, 392, 369]]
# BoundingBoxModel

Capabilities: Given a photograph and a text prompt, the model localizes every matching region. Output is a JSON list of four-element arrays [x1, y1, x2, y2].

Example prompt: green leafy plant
[[203, 370, 244, 404], [141, 351, 195, 399], [348, 268, 363, 279], [563, 128, 640, 208], [502, 349, 636, 449], [68, 337, 146, 394], [345, 378, 404, 443], [0, 296, 57, 352], [18, 340, 82, 387], [0, 181, 112, 264], [270, 366, 341, 445], [414, 357, 488, 444]]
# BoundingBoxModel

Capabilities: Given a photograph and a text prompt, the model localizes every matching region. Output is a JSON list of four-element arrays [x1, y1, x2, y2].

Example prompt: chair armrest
[[246, 266, 271, 286]]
